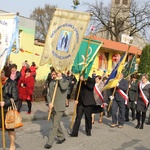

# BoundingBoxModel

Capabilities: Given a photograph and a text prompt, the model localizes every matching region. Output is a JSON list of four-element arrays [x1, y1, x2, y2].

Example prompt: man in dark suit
[[110, 73, 129, 128], [70, 75, 96, 137], [44, 71, 69, 149]]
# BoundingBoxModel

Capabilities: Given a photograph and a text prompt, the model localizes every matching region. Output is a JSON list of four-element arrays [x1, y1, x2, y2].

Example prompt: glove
[[103, 103, 108, 107], [135, 101, 137, 104], [101, 103, 108, 108], [109, 95, 114, 100]]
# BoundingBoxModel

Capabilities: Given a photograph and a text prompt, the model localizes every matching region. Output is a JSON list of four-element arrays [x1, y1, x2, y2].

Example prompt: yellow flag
[[102, 52, 128, 91], [40, 8, 91, 72]]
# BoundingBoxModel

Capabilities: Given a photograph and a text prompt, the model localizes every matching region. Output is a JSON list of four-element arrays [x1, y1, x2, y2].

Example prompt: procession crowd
[[0, 61, 150, 150]]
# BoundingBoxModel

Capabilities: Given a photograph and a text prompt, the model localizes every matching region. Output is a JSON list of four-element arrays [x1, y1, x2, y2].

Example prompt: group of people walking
[[0, 60, 37, 150], [0, 61, 150, 149]]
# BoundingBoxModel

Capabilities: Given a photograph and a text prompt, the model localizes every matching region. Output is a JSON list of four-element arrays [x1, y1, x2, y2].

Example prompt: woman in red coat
[[18, 68, 35, 114], [30, 62, 38, 80]]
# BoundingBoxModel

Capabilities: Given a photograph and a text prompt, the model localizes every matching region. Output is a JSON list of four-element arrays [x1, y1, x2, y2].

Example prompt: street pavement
[[1, 100, 150, 150], [20, 100, 74, 122]]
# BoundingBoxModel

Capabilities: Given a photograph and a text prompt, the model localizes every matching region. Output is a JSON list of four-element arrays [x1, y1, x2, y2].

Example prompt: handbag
[[5, 100, 23, 129]]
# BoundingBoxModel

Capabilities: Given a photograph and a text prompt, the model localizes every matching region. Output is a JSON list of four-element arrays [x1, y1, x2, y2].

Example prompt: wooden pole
[[70, 31, 93, 129], [70, 80, 82, 129], [47, 80, 58, 121], [107, 86, 116, 112], [0, 70, 6, 150]]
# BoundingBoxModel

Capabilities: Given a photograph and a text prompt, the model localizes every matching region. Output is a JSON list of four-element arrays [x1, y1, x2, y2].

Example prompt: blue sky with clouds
[[1, 0, 111, 18]]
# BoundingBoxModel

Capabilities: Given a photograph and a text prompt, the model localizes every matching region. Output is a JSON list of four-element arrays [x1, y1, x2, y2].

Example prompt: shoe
[[146, 122, 150, 125], [139, 125, 143, 129], [125, 119, 129, 122], [86, 132, 91, 136], [44, 144, 52, 149], [110, 124, 117, 127], [118, 125, 124, 128], [56, 138, 66, 144], [69, 133, 78, 137], [135, 124, 140, 129], [107, 115, 111, 118]]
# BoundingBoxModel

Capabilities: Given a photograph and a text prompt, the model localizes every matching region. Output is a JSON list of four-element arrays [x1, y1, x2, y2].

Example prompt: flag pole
[[70, 28, 94, 129], [47, 80, 58, 121], [0, 70, 6, 150], [70, 80, 82, 129], [107, 43, 132, 112], [107, 86, 116, 112]]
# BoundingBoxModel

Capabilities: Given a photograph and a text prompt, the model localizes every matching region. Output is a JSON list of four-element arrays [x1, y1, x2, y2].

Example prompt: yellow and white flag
[[40, 8, 91, 72]]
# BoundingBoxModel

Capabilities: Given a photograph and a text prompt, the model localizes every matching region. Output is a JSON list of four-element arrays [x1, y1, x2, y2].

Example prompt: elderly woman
[[0, 70, 18, 150], [135, 74, 150, 129]]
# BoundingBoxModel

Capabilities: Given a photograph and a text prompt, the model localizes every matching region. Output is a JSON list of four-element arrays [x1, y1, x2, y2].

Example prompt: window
[[123, 0, 128, 5], [99, 52, 108, 70], [115, 0, 120, 4]]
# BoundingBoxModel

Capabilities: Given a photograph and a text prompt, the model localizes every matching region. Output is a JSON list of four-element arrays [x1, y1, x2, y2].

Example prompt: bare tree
[[30, 4, 56, 40], [84, 0, 150, 42]]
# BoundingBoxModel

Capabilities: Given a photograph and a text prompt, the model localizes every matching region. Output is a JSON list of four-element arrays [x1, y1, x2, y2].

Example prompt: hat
[[131, 74, 137, 79]]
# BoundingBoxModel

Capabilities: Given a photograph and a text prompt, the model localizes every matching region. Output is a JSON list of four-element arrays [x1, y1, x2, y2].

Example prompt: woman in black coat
[[0, 70, 18, 150], [136, 74, 150, 129]]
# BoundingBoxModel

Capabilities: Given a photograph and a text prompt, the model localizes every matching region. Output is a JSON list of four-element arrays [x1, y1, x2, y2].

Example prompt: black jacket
[[2, 78, 18, 110], [75, 77, 96, 106]]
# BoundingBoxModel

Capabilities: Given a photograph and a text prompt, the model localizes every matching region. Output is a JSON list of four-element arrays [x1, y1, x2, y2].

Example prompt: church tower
[[110, 0, 131, 40], [96, 0, 146, 49]]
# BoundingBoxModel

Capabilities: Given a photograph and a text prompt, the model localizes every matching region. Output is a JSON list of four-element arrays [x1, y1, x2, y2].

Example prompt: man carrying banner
[[44, 70, 69, 149], [70, 75, 96, 137], [135, 73, 150, 129], [110, 73, 129, 128]]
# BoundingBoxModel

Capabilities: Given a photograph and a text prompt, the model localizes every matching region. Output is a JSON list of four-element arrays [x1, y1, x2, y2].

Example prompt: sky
[[0, 0, 111, 18]]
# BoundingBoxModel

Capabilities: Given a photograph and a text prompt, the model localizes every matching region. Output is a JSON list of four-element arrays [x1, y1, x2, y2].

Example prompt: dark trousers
[[72, 104, 94, 135], [112, 100, 125, 125], [18, 99, 32, 113], [136, 111, 146, 126], [125, 102, 136, 120]]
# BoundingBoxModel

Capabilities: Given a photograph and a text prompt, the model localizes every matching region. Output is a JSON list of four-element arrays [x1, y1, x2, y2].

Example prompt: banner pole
[[70, 31, 93, 129], [107, 43, 131, 112], [0, 70, 6, 150], [70, 80, 82, 129], [47, 80, 58, 121]]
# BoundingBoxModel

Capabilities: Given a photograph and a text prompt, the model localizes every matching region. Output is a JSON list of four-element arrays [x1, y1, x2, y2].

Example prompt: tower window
[[123, 0, 128, 5], [115, 0, 120, 4]]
